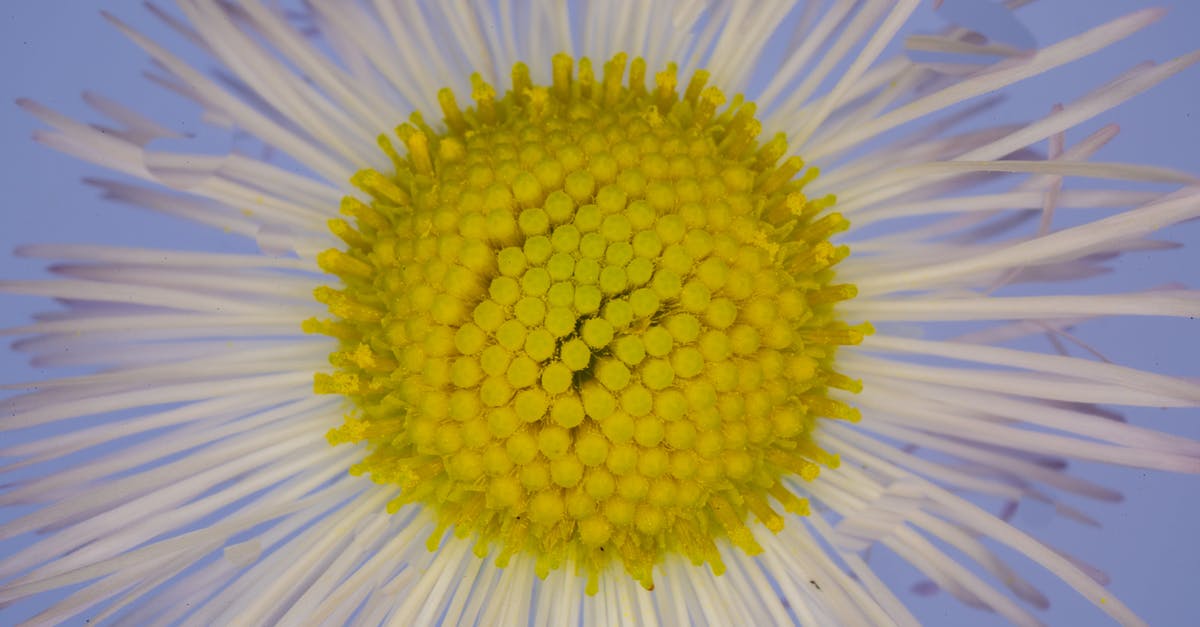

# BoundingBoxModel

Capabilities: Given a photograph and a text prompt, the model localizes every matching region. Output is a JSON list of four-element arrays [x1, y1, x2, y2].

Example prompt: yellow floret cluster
[[309, 53, 868, 591]]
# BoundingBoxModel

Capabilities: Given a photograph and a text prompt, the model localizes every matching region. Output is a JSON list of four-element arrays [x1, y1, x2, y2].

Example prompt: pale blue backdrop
[[1, 1, 1197, 625]]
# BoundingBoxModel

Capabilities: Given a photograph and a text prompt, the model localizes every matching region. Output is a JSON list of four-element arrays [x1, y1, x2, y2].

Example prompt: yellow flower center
[[308, 54, 869, 592]]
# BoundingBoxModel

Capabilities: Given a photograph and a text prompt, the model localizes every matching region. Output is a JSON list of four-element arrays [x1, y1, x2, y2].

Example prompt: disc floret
[[310, 53, 868, 591]]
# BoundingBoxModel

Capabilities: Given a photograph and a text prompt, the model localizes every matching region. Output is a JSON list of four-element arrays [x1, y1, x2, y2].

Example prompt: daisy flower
[[2, 1, 1199, 625]]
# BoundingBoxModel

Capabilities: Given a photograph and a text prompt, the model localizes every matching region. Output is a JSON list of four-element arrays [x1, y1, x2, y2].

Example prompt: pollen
[[312, 54, 866, 592]]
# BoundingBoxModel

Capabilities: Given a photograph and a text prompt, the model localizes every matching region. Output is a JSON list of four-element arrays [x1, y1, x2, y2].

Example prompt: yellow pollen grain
[[312, 53, 862, 592]]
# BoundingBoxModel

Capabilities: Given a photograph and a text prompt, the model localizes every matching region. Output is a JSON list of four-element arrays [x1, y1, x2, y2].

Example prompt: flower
[[2, 1, 1198, 625]]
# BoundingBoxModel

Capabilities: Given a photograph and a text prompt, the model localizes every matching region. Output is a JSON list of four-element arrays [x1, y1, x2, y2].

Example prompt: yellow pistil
[[310, 54, 867, 592]]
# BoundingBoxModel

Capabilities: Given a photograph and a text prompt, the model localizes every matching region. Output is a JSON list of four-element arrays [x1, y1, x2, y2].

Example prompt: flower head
[[2, 2, 1199, 626]]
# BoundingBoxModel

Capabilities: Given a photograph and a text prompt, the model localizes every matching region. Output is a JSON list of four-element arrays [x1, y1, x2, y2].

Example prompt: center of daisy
[[309, 54, 868, 591]]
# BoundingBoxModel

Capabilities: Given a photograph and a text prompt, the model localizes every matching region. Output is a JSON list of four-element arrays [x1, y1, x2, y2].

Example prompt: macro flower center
[[309, 54, 869, 591]]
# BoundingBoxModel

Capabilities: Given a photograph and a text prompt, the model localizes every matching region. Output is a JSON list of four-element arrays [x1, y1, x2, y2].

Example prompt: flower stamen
[[310, 54, 866, 591]]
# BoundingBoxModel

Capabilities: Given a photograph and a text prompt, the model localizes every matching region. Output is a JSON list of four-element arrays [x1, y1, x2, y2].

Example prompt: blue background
[[1, 1, 1197, 625]]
